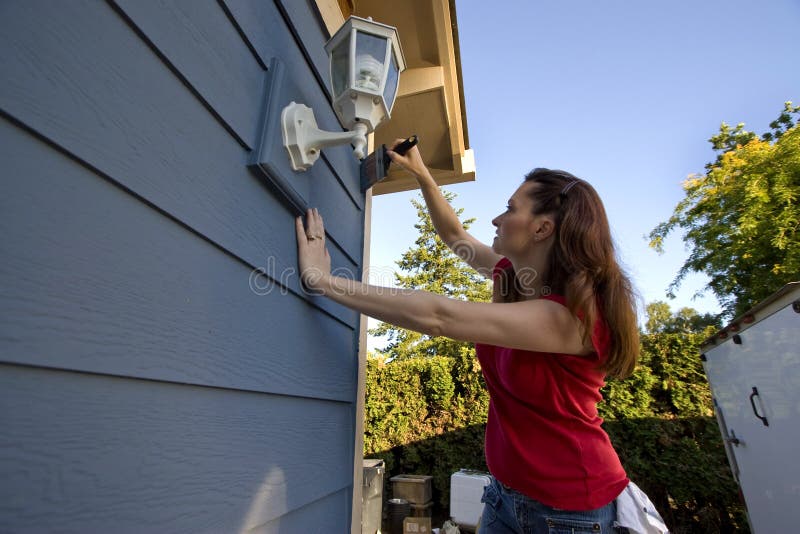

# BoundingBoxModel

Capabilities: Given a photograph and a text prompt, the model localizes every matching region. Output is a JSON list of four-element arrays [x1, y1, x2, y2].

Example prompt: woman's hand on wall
[[295, 208, 331, 292]]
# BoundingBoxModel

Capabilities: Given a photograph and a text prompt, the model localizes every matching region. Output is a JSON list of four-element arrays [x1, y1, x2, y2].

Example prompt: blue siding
[[0, 366, 353, 533], [0, 119, 355, 402], [111, 0, 266, 147], [0, 0, 362, 531]]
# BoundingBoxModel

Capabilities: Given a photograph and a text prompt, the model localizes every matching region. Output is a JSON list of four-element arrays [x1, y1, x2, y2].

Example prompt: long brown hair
[[496, 168, 639, 378]]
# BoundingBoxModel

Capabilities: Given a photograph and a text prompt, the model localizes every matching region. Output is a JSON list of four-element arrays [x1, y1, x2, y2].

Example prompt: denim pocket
[[545, 516, 601, 533], [480, 481, 501, 526]]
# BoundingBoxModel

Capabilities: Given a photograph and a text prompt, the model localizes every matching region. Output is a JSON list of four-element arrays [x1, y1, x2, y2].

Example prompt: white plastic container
[[449, 469, 491, 531]]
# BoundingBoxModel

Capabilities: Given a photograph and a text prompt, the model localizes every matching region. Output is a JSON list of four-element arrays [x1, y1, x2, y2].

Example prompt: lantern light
[[282, 16, 406, 172]]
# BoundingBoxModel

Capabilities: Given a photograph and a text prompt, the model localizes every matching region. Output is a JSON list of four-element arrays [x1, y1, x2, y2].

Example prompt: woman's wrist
[[304, 273, 365, 305], [301, 270, 332, 294], [414, 167, 435, 185]]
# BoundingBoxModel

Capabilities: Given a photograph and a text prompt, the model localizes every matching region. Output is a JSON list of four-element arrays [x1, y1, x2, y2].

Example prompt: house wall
[[0, 1, 364, 532]]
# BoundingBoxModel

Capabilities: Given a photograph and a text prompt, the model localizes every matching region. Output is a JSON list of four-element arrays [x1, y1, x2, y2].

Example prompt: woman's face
[[491, 182, 552, 256]]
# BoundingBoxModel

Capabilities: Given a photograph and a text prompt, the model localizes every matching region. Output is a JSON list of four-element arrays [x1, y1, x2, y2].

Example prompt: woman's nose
[[492, 215, 501, 227]]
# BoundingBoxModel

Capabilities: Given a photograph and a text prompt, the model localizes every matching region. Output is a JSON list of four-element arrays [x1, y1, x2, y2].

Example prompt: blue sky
[[367, 0, 800, 348]]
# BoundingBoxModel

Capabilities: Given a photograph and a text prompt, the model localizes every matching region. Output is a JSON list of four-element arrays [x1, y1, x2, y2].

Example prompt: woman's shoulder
[[540, 293, 610, 364], [540, 293, 566, 305]]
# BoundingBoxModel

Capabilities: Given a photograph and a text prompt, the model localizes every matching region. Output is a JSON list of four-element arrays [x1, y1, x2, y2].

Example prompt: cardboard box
[[403, 516, 431, 533]]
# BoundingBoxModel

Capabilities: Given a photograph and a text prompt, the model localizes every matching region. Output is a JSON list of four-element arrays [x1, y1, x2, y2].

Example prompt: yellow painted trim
[[397, 66, 446, 98], [314, 0, 346, 37], [431, 0, 467, 163], [367, 0, 475, 194]]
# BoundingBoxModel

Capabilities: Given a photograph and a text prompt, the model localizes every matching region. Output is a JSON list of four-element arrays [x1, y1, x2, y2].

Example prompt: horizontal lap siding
[[0, 366, 353, 534], [0, 0, 362, 530], [0, 117, 355, 402], [248, 489, 351, 534], [111, 0, 266, 148], [0, 0, 363, 311]]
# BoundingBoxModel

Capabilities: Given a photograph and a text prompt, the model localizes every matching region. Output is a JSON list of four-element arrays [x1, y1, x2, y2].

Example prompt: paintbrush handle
[[391, 135, 418, 155]]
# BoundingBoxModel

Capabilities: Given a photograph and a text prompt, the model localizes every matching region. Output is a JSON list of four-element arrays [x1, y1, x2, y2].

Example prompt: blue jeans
[[479, 477, 621, 533]]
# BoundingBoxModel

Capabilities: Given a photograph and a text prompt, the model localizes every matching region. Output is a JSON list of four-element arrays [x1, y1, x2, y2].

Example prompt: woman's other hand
[[295, 208, 331, 292], [386, 139, 431, 181]]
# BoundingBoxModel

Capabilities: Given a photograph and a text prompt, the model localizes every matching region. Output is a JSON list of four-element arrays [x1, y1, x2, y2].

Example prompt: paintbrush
[[360, 134, 419, 192]]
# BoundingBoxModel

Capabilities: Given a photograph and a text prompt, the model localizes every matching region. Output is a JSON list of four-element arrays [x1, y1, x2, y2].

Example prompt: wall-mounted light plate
[[248, 57, 364, 218]]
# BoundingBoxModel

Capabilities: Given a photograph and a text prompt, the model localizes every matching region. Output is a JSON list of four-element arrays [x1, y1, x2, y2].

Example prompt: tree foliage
[[649, 102, 800, 318], [369, 191, 491, 360], [644, 301, 719, 335]]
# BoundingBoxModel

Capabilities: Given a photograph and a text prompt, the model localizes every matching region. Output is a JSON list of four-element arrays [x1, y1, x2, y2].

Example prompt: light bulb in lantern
[[355, 54, 383, 92]]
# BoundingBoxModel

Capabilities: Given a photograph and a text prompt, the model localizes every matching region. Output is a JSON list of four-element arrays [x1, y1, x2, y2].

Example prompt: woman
[[296, 142, 640, 533]]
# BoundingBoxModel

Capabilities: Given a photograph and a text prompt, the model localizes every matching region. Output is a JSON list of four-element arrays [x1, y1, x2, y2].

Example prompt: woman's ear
[[533, 215, 556, 241]]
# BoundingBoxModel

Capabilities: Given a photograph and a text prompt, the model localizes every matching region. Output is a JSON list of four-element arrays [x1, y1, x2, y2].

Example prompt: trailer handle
[[725, 429, 741, 447], [749, 386, 769, 427]]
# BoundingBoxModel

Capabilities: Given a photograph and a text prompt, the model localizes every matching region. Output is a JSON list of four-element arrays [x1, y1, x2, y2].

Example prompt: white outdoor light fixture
[[281, 16, 406, 172]]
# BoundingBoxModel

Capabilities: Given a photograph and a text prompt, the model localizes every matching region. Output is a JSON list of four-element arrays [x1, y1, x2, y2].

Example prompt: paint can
[[387, 498, 410, 534]]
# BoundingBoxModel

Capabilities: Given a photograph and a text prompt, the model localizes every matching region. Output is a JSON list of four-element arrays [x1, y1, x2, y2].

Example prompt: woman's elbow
[[423, 321, 445, 338], [412, 313, 443, 337], [418, 303, 451, 338]]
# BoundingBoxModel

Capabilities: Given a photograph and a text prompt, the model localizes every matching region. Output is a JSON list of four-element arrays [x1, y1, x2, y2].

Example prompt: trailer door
[[703, 299, 800, 533]]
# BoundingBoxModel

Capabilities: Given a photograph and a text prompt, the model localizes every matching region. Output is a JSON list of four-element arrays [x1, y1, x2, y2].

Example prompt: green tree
[[649, 102, 800, 318], [369, 191, 491, 361], [644, 301, 719, 335]]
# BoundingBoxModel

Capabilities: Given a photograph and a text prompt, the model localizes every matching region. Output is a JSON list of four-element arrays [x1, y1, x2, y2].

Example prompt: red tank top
[[475, 258, 628, 511]]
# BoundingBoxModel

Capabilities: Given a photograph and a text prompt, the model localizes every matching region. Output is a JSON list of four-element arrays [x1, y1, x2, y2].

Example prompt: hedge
[[364, 333, 749, 533]]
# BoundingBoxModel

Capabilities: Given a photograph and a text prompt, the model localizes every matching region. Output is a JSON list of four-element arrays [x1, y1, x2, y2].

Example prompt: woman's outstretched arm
[[387, 142, 501, 278], [296, 209, 590, 355]]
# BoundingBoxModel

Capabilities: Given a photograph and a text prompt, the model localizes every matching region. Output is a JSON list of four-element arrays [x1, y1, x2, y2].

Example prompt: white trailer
[[700, 283, 800, 533]]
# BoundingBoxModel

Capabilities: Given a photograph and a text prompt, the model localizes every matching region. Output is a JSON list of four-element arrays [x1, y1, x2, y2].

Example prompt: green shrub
[[364, 350, 488, 511]]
